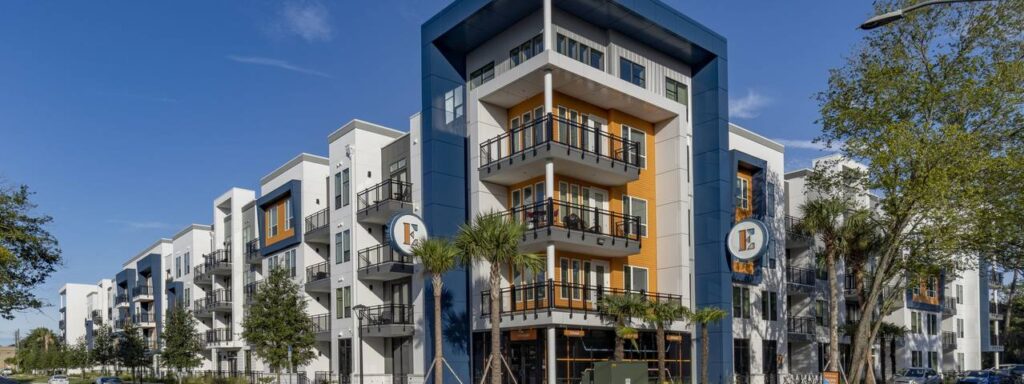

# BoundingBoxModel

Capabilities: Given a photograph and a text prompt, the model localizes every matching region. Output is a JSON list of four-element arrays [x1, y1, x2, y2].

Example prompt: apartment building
[[59, 283, 99, 345], [166, 224, 214, 370]]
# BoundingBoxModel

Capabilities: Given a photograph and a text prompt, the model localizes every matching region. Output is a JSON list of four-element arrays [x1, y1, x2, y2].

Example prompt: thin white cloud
[[106, 219, 172, 230], [773, 138, 829, 150], [279, 1, 332, 42], [226, 55, 332, 78], [730, 89, 771, 119]]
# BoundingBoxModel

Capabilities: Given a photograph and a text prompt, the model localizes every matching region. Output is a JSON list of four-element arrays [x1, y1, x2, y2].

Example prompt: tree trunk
[[700, 325, 709, 384], [849, 244, 901, 384], [614, 328, 625, 362], [879, 337, 886, 382], [489, 264, 502, 384], [433, 274, 444, 384], [656, 327, 666, 384], [826, 251, 840, 372], [889, 338, 896, 379]]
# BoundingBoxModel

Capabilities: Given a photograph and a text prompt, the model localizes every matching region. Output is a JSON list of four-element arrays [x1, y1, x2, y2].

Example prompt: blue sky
[[0, 0, 874, 343]]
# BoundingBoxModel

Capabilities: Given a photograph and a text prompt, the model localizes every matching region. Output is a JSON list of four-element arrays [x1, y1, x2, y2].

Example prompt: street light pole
[[859, 0, 995, 30], [353, 305, 367, 384]]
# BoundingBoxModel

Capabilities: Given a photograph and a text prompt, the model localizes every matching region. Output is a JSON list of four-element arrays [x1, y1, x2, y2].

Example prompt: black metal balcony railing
[[115, 294, 129, 305], [305, 208, 329, 235], [990, 271, 1004, 287], [358, 244, 412, 271], [306, 261, 330, 283], [209, 289, 233, 305], [133, 313, 155, 324], [245, 238, 261, 263], [480, 280, 684, 320], [207, 249, 231, 268], [310, 313, 330, 334], [193, 297, 209, 312], [786, 267, 816, 287], [193, 264, 210, 282], [205, 328, 233, 344], [244, 282, 260, 305], [502, 198, 641, 242], [356, 179, 413, 214], [479, 113, 642, 168], [114, 318, 128, 329], [91, 309, 102, 321], [943, 297, 957, 315], [787, 316, 816, 335], [990, 301, 1003, 314], [785, 215, 807, 238], [991, 333, 1002, 346], [844, 275, 859, 296], [942, 331, 957, 349], [358, 304, 414, 328], [133, 285, 152, 297], [58, 319, 65, 329]]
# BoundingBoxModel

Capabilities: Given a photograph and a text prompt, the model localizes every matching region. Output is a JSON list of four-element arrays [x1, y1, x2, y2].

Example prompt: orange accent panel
[[263, 198, 295, 247], [735, 169, 754, 222]]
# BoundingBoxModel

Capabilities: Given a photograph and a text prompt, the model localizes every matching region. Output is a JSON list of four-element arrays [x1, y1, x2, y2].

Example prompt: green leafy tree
[[456, 213, 543, 384], [92, 325, 117, 375], [67, 337, 92, 378], [242, 266, 316, 383], [690, 307, 727, 384], [161, 304, 203, 380], [0, 184, 62, 319], [15, 327, 59, 373], [815, 0, 1024, 381], [643, 300, 689, 384], [597, 294, 647, 361], [412, 238, 461, 384], [117, 320, 149, 383]]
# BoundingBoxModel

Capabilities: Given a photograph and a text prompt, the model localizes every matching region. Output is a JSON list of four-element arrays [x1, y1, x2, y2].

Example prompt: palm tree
[[644, 300, 690, 384], [690, 307, 727, 384], [412, 238, 461, 384], [456, 212, 544, 384], [598, 294, 649, 361]]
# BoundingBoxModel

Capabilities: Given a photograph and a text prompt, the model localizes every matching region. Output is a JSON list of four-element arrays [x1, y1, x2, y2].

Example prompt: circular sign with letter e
[[388, 213, 428, 255], [726, 218, 770, 261]]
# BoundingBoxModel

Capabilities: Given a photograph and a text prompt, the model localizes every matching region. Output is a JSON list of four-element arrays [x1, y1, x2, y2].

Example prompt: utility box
[[584, 361, 649, 384]]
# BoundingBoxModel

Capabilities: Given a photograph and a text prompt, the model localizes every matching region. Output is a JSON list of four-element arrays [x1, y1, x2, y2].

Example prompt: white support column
[[543, 0, 552, 52], [547, 327, 557, 384], [544, 69, 553, 115]]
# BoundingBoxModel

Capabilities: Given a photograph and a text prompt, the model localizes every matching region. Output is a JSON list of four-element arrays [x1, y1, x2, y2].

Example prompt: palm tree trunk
[[700, 325, 709, 384], [827, 252, 840, 372], [489, 264, 502, 384], [656, 327, 666, 384], [614, 327, 625, 361], [433, 274, 444, 384]]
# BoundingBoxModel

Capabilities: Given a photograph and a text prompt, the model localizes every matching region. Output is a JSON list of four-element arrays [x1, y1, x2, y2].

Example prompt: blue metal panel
[[257, 180, 304, 256], [729, 150, 768, 286]]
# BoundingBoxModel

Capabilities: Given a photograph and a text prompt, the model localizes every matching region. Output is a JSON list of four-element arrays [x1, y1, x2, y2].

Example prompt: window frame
[[620, 125, 647, 168], [622, 194, 649, 237], [342, 169, 350, 207], [624, 265, 649, 293], [619, 57, 646, 88]]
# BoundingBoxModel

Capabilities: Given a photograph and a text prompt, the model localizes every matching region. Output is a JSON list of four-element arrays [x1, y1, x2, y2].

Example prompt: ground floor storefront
[[472, 327, 691, 384]]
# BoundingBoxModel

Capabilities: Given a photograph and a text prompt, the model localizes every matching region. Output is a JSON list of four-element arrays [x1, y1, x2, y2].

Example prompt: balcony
[[357, 304, 414, 338], [310, 313, 331, 342], [787, 316, 817, 343], [114, 318, 128, 329], [245, 239, 262, 265], [990, 301, 1005, 320], [843, 275, 859, 301], [785, 215, 811, 246], [304, 208, 330, 244], [786, 267, 817, 295], [990, 271, 1004, 288], [207, 289, 233, 312], [193, 264, 212, 286], [358, 244, 414, 281], [206, 250, 232, 275], [305, 261, 331, 293], [205, 328, 233, 346], [58, 319, 65, 330], [134, 313, 156, 328], [132, 285, 154, 302], [942, 331, 957, 350], [505, 199, 640, 257], [480, 280, 684, 329], [91, 310, 103, 325], [115, 294, 130, 307], [479, 114, 642, 187], [193, 297, 211, 317], [356, 180, 413, 225], [943, 297, 958, 317], [244, 282, 260, 306]]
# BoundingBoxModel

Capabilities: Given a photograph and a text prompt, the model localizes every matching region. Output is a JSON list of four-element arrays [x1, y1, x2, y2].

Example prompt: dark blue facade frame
[[135, 253, 165, 339], [905, 273, 945, 313], [729, 150, 769, 286], [422, 1, 728, 382], [116, 268, 137, 320], [257, 180, 303, 257]]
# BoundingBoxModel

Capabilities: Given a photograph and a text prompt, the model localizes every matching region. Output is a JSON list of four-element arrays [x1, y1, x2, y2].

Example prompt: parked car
[[999, 365, 1024, 382], [48, 375, 69, 384], [958, 370, 1014, 384], [894, 368, 943, 384], [95, 377, 123, 384], [1, 368, 12, 376]]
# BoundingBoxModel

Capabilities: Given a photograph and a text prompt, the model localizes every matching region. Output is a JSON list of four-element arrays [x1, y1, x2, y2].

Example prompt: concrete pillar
[[543, 0, 552, 52], [544, 70, 553, 115]]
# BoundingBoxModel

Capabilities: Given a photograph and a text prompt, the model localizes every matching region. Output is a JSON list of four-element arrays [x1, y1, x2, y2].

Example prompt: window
[[911, 351, 922, 367], [815, 299, 827, 326], [334, 172, 342, 209], [956, 353, 964, 371], [469, 62, 494, 89], [342, 169, 350, 207], [555, 34, 603, 70], [284, 199, 293, 231], [342, 230, 351, 263], [733, 286, 751, 319], [624, 265, 649, 293], [926, 313, 938, 335], [175, 257, 181, 278], [928, 351, 938, 369], [666, 78, 688, 105], [183, 252, 190, 275], [337, 286, 351, 319], [956, 284, 963, 304], [736, 176, 751, 211], [268, 207, 279, 237], [619, 57, 645, 88], [622, 195, 648, 237], [444, 87, 464, 124], [335, 232, 345, 264], [761, 291, 778, 321], [510, 34, 543, 68], [184, 288, 190, 305], [733, 339, 750, 379], [957, 318, 964, 338], [911, 311, 922, 334], [620, 126, 646, 168], [276, 249, 298, 278]]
